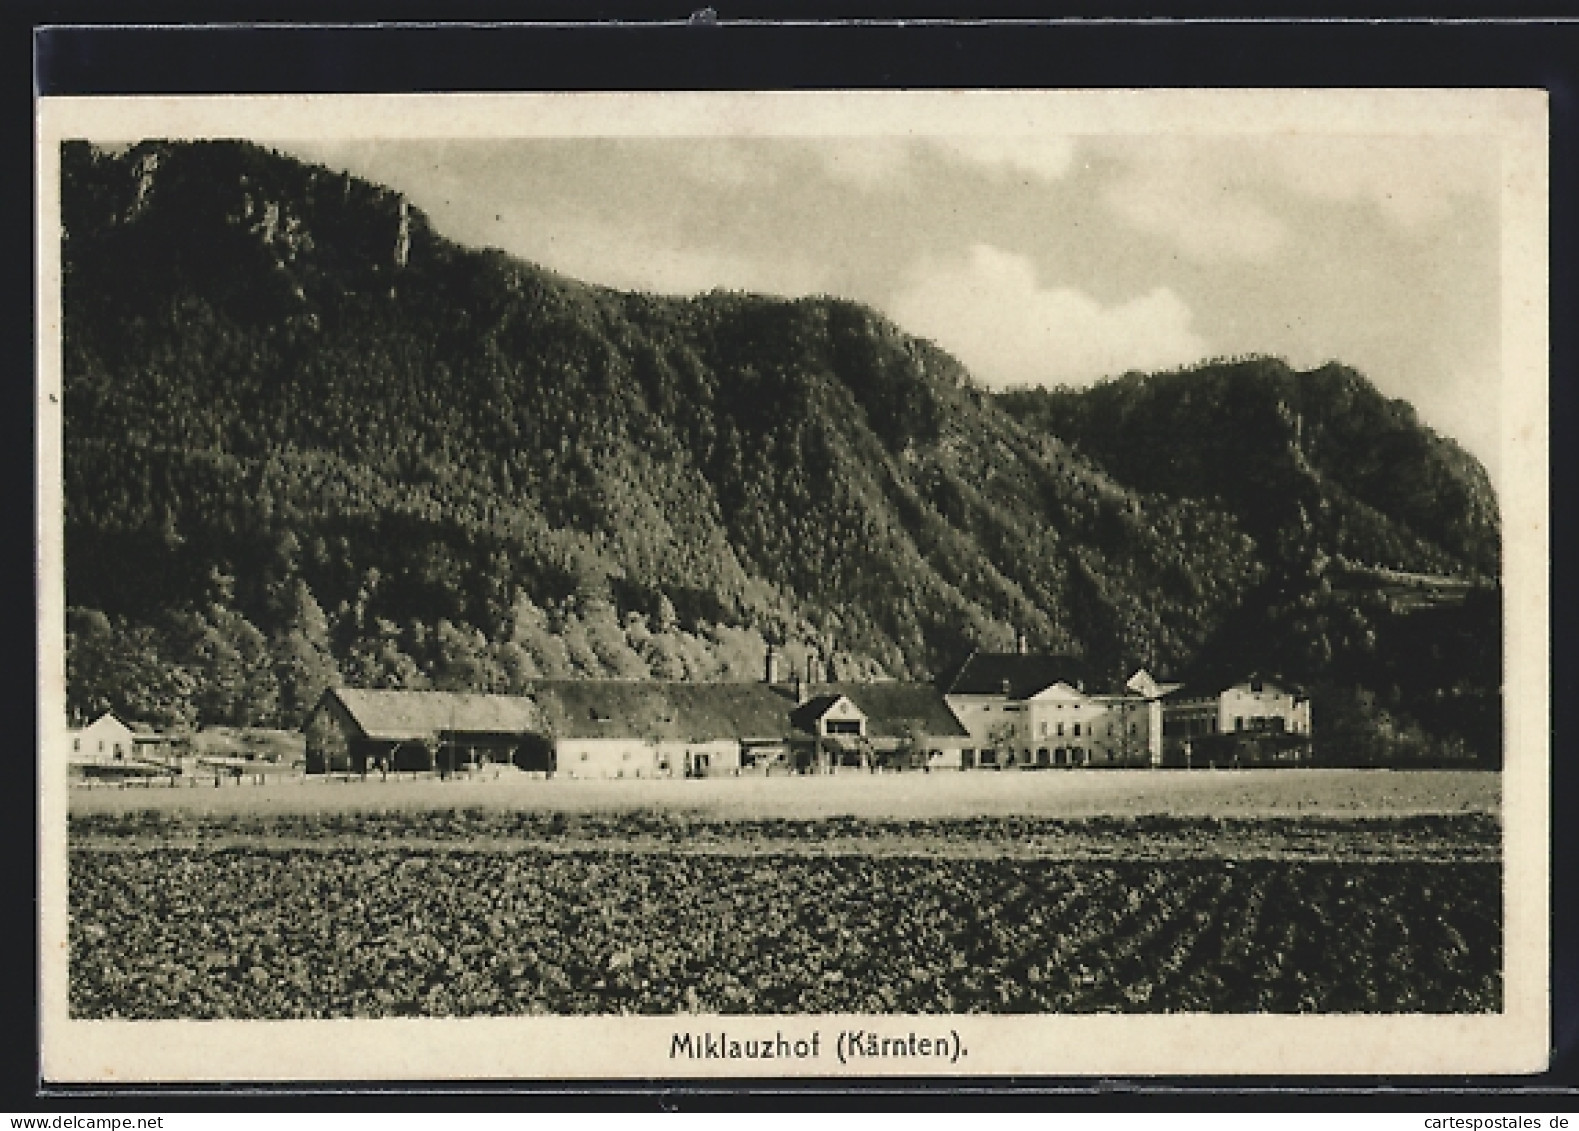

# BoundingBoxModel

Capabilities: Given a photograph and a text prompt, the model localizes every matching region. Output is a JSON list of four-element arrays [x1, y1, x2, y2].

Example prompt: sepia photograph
[[36, 89, 1549, 1081]]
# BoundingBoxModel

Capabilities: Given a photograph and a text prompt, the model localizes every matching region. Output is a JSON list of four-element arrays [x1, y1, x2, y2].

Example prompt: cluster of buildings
[[298, 648, 1314, 778]]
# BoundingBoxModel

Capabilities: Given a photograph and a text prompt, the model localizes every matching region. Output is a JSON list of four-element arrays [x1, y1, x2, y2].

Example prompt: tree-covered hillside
[[60, 140, 1500, 762], [1000, 367, 1501, 765]]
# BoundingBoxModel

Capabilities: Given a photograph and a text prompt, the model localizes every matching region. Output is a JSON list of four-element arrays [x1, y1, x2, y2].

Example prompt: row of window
[[962, 746, 1149, 767]]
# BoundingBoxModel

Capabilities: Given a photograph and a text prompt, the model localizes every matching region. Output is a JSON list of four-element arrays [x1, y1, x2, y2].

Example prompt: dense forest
[[60, 140, 1502, 763]]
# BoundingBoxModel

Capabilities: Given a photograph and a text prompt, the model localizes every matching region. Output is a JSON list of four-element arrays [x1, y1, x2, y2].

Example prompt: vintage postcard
[[36, 89, 1549, 1082]]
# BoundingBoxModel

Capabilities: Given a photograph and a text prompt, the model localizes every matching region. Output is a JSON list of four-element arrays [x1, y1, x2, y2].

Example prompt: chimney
[[793, 674, 807, 705], [1016, 630, 1028, 655], [764, 644, 780, 686]]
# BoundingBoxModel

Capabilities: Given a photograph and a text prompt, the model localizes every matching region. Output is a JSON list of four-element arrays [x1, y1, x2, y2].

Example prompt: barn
[[303, 688, 548, 775], [528, 681, 800, 779]]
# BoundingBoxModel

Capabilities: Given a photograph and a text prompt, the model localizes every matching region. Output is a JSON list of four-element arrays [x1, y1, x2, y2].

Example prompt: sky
[[282, 133, 1503, 483]]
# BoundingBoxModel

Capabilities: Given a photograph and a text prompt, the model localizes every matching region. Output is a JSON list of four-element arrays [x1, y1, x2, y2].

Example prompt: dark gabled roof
[[526, 681, 799, 742], [327, 689, 544, 742], [788, 693, 856, 734], [943, 652, 1093, 700], [819, 682, 972, 738]]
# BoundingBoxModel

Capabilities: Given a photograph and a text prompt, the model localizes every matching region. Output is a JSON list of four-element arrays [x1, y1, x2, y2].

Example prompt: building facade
[[943, 653, 1166, 768], [68, 712, 135, 767], [1159, 676, 1313, 765]]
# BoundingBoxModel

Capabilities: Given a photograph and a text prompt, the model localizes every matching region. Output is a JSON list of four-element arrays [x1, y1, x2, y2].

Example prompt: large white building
[[942, 652, 1168, 769]]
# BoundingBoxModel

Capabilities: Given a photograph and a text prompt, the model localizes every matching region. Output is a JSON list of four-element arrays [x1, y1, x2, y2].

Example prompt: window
[[826, 719, 862, 736], [580, 752, 589, 762], [1039, 721, 1048, 738], [1056, 722, 1064, 737], [1073, 723, 1081, 737], [1234, 717, 1243, 732], [72, 738, 80, 752]]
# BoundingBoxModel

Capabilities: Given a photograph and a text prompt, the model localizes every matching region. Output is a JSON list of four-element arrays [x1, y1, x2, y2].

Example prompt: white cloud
[[929, 135, 1076, 182], [887, 244, 1208, 388], [1098, 135, 1495, 261], [811, 139, 914, 190], [1101, 139, 1288, 262], [678, 142, 773, 190], [1265, 136, 1492, 229]]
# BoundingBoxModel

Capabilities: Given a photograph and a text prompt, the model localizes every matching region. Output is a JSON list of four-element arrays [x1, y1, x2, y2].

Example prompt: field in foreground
[[68, 768, 1500, 821], [69, 808, 1501, 1019]]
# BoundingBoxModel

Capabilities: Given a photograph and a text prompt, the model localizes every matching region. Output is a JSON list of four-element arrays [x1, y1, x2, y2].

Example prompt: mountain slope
[[997, 362, 1498, 579], [60, 139, 1500, 764]]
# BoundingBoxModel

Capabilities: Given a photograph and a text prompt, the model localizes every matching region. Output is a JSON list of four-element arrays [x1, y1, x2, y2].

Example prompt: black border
[[19, 10, 1579, 1111]]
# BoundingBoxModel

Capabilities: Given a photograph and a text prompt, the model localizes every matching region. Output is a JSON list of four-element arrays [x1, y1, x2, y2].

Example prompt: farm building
[[528, 680, 800, 779], [67, 711, 135, 767], [788, 682, 972, 771], [297, 653, 1316, 780], [303, 688, 547, 775]]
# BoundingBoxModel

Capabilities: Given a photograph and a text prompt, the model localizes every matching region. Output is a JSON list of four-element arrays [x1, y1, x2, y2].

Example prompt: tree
[[429, 618, 500, 692], [171, 604, 279, 726], [65, 607, 199, 729], [271, 579, 341, 727]]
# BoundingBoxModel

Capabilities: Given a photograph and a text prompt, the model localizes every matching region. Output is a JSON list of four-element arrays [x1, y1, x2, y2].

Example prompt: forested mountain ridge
[[59, 140, 1500, 762], [998, 363, 1499, 580]]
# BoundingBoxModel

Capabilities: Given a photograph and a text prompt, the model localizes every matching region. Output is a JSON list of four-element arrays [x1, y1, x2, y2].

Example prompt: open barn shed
[[303, 688, 549, 775]]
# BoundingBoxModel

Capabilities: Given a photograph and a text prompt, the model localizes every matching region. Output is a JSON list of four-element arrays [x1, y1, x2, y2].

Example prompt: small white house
[[67, 712, 136, 767], [1159, 675, 1313, 765], [1217, 678, 1312, 737]]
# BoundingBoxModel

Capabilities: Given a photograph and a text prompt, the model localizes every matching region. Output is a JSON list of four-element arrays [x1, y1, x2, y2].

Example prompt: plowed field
[[67, 808, 1501, 1018]]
